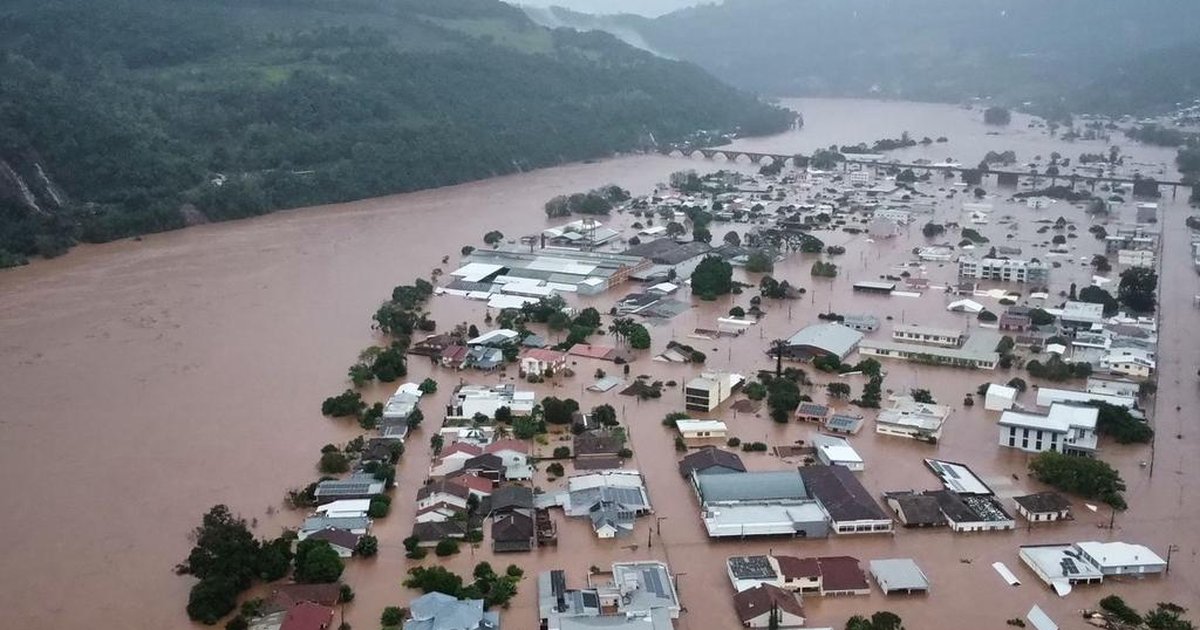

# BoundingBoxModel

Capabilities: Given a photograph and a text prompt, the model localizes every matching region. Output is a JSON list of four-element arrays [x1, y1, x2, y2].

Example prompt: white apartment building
[[891, 324, 965, 348], [998, 404, 1098, 455], [958, 256, 1049, 284]]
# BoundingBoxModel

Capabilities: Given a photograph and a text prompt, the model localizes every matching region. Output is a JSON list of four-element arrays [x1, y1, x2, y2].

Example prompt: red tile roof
[[816, 556, 869, 592], [447, 473, 494, 495], [774, 555, 821, 580], [732, 584, 804, 624], [521, 348, 568, 362], [439, 442, 484, 458], [280, 602, 333, 630]]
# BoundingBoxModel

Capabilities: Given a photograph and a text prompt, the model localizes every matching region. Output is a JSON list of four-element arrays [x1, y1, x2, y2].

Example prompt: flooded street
[[0, 98, 1196, 629]]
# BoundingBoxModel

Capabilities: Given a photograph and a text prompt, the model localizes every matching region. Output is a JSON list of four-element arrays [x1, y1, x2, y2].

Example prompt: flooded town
[[1, 96, 1198, 630]]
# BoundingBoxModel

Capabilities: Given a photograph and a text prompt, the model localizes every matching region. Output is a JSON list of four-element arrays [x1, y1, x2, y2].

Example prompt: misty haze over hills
[[539, 0, 1200, 116], [512, 0, 712, 18]]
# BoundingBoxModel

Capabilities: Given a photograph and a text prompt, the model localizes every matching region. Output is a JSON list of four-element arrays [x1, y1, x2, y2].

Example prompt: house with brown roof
[[678, 447, 746, 477], [732, 584, 806, 628], [281, 602, 334, 630], [773, 555, 870, 596], [305, 528, 361, 558], [430, 442, 484, 477], [440, 345, 470, 370], [492, 510, 535, 553], [416, 480, 470, 512], [262, 583, 343, 613], [798, 465, 893, 535], [573, 432, 625, 470], [1013, 491, 1072, 523], [519, 348, 568, 377], [446, 473, 494, 499]]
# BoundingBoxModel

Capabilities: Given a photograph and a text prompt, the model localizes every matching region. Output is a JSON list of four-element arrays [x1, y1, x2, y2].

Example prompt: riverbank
[[1, 98, 1196, 629]]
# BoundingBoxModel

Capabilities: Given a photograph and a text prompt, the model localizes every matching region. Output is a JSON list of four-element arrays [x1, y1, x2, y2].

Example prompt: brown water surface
[[0, 98, 1196, 629]]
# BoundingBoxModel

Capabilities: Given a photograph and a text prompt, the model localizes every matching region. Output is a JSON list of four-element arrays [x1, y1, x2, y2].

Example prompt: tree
[[1079, 285, 1119, 316], [723, 231, 742, 246], [494, 406, 513, 424], [1118, 267, 1157, 313], [827, 382, 851, 399], [627, 324, 652, 350], [540, 397, 579, 425], [483, 230, 504, 245], [693, 226, 712, 243], [984, 106, 1012, 125], [188, 576, 240, 624], [870, 611, 904, 630], [547, 311, 571, 331], [404, 566, 465, 595], [177, 505, 264, 608], [1007, 377, 1027, 392], [691, 256, 733, 298], [1091, 254, 1112, 272], [318, 451, 350, 474], [1028, 451, 1127, 509], [381, 606, 406, 627], [355, 535, 379, 558], [294, 539, 344, 584], [910, 388, 934, 404], [1028, 308, 1056, 326], [435, 539, 461, 557], [418, 378, 438, 394], [322, 390, 365, 418], [591, 404, 618, 426], [1099, 596, 1143, 626], [546, 462, 565, 477], [745, 251, 774, 272]]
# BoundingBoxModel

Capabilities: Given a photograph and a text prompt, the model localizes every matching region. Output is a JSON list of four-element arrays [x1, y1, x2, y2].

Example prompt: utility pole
[[1166, 544, 1180, 574]]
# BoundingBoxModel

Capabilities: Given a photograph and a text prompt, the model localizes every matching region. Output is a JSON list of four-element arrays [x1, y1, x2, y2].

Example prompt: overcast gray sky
[[513, 0, 716, 18]]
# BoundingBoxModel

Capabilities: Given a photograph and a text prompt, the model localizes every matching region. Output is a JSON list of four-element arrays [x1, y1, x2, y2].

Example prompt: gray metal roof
[[869, 558, 930, 593], [786, 323, 864, 359], [696, 471, 808, 503], [405, 592, 497, 630]]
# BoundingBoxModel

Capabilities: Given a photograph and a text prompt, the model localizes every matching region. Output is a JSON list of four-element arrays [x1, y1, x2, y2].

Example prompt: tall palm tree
[[769, 339, 788, 377]]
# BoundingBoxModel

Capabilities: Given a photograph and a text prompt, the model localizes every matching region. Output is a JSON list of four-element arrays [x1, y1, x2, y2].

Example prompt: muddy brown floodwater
[[0, 98, 1196, 629]]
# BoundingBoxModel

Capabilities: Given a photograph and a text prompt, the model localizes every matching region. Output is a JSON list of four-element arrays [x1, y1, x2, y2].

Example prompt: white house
[[892, 324, 964, 347], [875, 396, 951, 442], [518, 348, 568, 377], [1117, 249, 1155, 268], [445, 385, 536, 420], [812, 434, 865, 471], [314, 499, 371, 519], [998, 404, 1098, 455], [483, 439, 534, 481], [984, 384, 1018, 411], [676, 419, 728, 440], [1076, 541, 1167, 576], [1101, 348, 1156, 378], [684, 371, 746, 412]]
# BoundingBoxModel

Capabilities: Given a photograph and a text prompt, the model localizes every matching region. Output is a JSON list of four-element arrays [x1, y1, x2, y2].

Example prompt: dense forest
[[542, 0, 1200, 117], [0, 0, 793, 266]]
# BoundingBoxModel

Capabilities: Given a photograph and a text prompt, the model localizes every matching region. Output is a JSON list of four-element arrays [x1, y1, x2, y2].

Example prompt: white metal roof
[[676, 419, 728, 432], [1076, 541, 1165, 568], [450, 262, 505, 282]]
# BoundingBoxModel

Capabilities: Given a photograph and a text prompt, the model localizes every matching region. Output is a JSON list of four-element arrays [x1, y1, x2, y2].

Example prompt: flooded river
[[0, 99, 1196, 629]]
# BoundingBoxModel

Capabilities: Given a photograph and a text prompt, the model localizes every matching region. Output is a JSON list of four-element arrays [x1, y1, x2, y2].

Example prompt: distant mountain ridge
[[0, 0, 792, 265], [541, 0, 1200, 115]]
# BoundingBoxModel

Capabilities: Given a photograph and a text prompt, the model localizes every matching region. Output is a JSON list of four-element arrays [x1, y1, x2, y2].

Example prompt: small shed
[[985, 384, 1018, 411], [1013, 492, 1072, 523]]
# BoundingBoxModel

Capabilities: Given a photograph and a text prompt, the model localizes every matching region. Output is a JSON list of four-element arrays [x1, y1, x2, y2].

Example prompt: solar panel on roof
[[643, 569, 665, 597]]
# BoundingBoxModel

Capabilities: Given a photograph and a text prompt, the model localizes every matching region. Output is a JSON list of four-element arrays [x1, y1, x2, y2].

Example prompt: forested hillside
[[0, 0, 793, 266], [548, 0, 1200, 116]]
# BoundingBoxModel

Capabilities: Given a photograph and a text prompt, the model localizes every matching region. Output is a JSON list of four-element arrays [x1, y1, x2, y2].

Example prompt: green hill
[[553, 0, 1200, 115], [0, 0, 793, 265]]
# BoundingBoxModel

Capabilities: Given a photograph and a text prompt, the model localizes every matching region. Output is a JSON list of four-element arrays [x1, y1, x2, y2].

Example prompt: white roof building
[[875, 396, 951, 442], [675, 419, 729, 439], [998, 404, 1098, 455], [1036, 386, 1136, 409], [984, 384, 1018, 411], [812, 434, 864, 471]]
